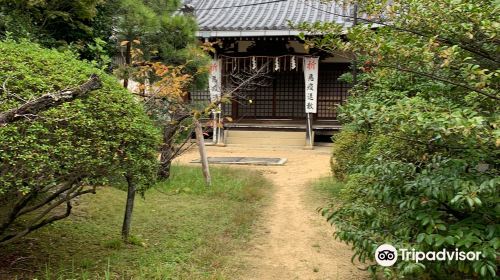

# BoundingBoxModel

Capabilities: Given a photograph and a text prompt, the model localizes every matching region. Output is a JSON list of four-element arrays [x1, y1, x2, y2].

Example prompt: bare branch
[[0, 192, 34, 236], [0, 200, 73, 245], [18, 180, 77, 216], [0, 184, 96, 245], [224, 64, 272, 98], [0, 75, 102, 125]]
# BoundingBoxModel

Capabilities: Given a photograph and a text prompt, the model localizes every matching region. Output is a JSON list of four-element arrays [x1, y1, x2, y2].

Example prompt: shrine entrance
[[193, 51, 352, 148], [234, 70, 306, 120], [216, 56, 350, 121]]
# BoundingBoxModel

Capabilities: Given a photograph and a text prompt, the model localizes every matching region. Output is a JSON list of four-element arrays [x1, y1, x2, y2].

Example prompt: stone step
[[226, 130, 306, 139], [225, 130, 306, 146]]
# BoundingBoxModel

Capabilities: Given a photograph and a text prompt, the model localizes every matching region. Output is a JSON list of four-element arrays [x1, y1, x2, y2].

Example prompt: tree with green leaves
[[0, 0, 106, 52], [112, 0, 206, 86], [0, 0, 206, 241], [113, 0, 208, 179], [0, 40, 160, 245], [301, 0, 499, 278], [110, 0, 208, 239]]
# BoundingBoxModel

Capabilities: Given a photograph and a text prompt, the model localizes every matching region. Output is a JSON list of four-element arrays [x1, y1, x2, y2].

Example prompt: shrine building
[[187, 0, 356, 148]]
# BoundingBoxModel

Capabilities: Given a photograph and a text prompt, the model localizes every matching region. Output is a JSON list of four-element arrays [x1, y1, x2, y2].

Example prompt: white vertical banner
[[208, 59, 222, 103], [304, 57, 319, 113]]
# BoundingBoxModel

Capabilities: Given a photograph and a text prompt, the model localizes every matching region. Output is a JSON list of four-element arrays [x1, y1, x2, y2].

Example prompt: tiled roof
[[189, 0, 354, 37]]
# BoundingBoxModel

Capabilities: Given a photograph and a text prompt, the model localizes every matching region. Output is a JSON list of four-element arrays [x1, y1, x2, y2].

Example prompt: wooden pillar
[[194, 119, 211, 186], [216, 105, 226, 146], [212, 111, 218, 145], [305, 113, 314, 149]]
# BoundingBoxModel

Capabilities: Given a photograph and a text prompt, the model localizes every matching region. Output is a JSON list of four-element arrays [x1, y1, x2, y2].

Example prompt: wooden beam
[[194, 119, 211, 186], [305, 113, 314, 149]]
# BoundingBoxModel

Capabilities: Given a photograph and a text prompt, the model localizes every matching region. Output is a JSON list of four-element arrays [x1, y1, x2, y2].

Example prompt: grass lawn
[[312, 176, 344, 202], [0, 164, 271, 280], [310, 176, 347, 218]]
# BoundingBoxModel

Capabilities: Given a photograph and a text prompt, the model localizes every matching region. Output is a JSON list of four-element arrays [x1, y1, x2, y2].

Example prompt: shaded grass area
[[0, 165, 271, 279], [310, 176, 347, 216], [312, 176, 344, 201]]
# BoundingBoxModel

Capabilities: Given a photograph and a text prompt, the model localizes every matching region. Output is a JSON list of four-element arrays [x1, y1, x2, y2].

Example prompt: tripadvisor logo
[[375, 244, 398, 267], [375, 244, 482, 267]]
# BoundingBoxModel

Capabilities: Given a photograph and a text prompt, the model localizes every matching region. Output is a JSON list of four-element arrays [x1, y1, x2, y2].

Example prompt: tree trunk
[[158, 113, 190, 180], [158, 120, 182, 179], [194, 119, 211, 186], [121, 175, 136, 240], [123, 41, 132, 89]]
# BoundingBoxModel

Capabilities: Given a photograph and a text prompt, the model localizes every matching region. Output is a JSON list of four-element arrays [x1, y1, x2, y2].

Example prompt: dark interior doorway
[[232, 63, 350, 120]]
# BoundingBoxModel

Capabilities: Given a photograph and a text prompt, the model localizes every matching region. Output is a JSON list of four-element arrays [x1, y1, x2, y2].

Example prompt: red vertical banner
[[304, 57, 319, 113]]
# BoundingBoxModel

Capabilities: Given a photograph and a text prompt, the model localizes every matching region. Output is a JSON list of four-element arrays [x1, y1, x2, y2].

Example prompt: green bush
[[325, 87, 499, 279], [320, 2, 499, 275], [330, 128, 369, 180], [0, 40, 160, 243]]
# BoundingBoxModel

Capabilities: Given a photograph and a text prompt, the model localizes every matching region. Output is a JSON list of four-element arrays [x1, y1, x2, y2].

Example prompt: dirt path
[[176, 145, 368, 280]]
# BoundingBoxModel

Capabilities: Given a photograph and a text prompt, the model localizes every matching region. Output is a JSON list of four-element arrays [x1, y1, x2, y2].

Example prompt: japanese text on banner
[[208, 59, 222, 103], [304, 57, 319, 113]]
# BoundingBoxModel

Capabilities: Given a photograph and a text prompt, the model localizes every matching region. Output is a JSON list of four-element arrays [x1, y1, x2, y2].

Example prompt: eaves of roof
[[190, 0, 354, 38]]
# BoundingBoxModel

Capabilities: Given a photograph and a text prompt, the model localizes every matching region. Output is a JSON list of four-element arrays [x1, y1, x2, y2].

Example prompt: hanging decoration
[[218, 55, 312, 73]]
